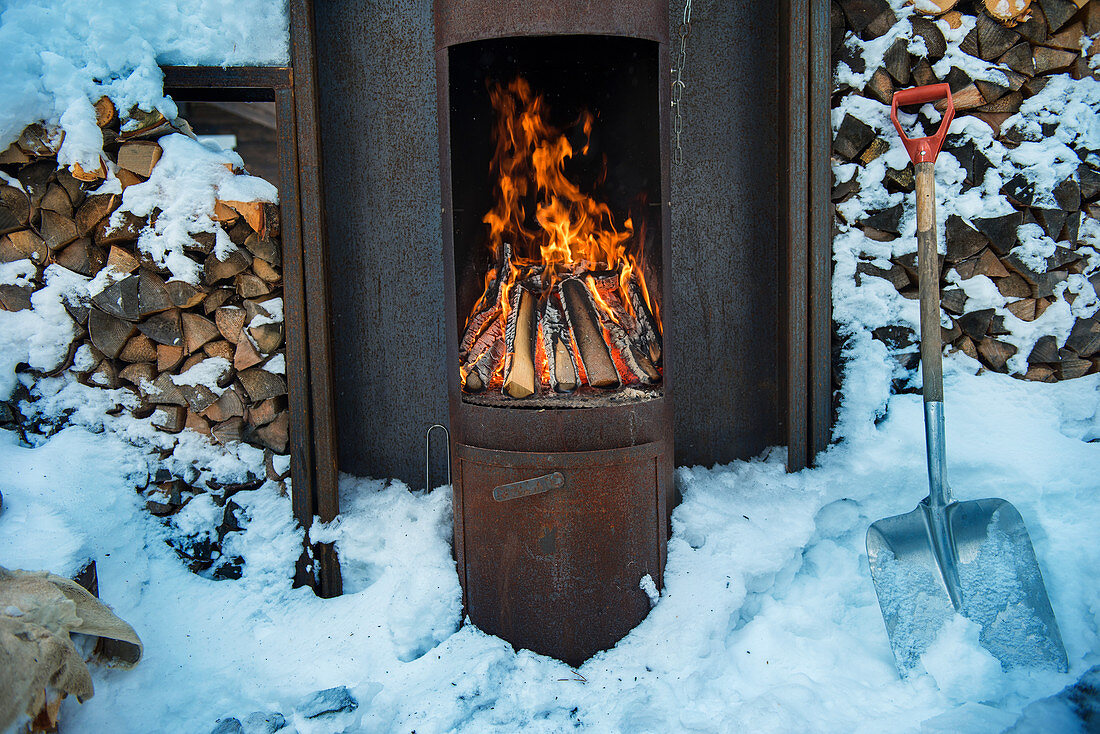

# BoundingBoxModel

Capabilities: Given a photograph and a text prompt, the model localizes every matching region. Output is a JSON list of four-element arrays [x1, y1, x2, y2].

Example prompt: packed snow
[[2, 0, 1100, 731]]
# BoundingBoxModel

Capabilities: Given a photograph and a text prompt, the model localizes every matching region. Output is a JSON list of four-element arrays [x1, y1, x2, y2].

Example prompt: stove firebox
[[436, 0, 674, 666]]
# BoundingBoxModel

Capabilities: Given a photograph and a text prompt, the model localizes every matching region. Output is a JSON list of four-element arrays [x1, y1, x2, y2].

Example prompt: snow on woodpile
[[832, 0, 1100, 417], [0, 0, 287, 174]]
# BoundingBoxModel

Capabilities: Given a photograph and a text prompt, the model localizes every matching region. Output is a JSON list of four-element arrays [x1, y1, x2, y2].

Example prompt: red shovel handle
[[890, 84, 955, 165]]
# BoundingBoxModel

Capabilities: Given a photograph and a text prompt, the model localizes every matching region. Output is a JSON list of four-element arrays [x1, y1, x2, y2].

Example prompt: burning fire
[[460, 78, 662, 398]]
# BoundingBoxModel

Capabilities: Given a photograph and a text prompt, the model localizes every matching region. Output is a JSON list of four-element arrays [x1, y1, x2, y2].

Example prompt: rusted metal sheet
[[809, 1, 834, 461], [665, 1, 784, 469], [289, 0, 341, 597], [456, 442, 663, 666], [314, 0, 449, 490], [434, 0, 667, 48]]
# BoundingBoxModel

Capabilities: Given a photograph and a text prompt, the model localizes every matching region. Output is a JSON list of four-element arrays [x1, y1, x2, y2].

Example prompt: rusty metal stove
[[434, 0, 674, 666]]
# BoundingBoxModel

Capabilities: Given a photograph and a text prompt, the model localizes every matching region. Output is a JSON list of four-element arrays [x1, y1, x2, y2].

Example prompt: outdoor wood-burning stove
[[435, 0, 674, 665]]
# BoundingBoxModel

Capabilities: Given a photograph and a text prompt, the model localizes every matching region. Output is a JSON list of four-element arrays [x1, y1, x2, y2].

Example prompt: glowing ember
[[459, 78, 662, 398]]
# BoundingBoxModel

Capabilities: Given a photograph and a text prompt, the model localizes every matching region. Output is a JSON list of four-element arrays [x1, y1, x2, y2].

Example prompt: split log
[[560, 279, 620, 389], [945, 215, 989, 262], [221, 200, 264, 233], [247, 396, 285, 428], [180, 352, 205, 373], [119, 362, 157, 386], [244, 233, 280, 265], [92, 275, 140, 320], [107, 245, 140, 273], [88, 309, 135, 359], [958, 308, 996, 340], [234, 335, 264, 371], [216, 306, 246, 343], [956, 249, 1009, 279], [984, 0, 1032, 24], [138, 269, 172, 316], [999, 42, 1036, 75], [941, 288, 968, 314], [248, 322, 283, 354], [151, 405, 187, 433], [553, 337, 577, 392], [1056, 357, 1091, 379], [937, 84, 985, 111], [1005, 298, 1038, 321], [977, 11, 1022, 60], [185, 412, 212, 436], [203, 386, 246, 422], [179, 383, 219, 414], [203, 339, 235, 362], [182, 312, 220, 354], [1064, 317, 1100, 357], [503, 286, 537, 399], [94, 96, 116, 128], [203, 288, 234, 314], [1023, 364, 1057, 381], [252, 412, 289, 453], [75, 194, 119, 236], [40, 184, 73, 218], [117, 141, 162, 178], [997, 273, 1032, 298], [237, 368, 287, 402], [157, 343, 184, 372], [978, 337, 1018, 372], [1028, 335, 1060, 363], [166, 280, 205, 309], [203, 248, 251, 284], [119, 334, 158, 363], [138, 308, 183, 346], [146, 374, 188, 406], [116, 169, 145, 191], [866, 68, 895, 104], [94, 211, 147, 247], [1038, 0, 1078, 32], [212, 416, 245, 445], [252, 258, 280, 283], [0, 186, 30, 236], [40, 210, 79, 250], [70, 160, 107, 183], [884, 38, 911, 84], [6, 229, 48, 264], [85, 360, 120, 389], [0, 144, 30, 165], [910, 17, 947, 59], [1033, 45, 1077, 73], [834, 114, 875, 160], [912, 58, 940, 87], [235, 272, 270, 298], [0, 284, 33, 311], [971, 212, 1021, 255]]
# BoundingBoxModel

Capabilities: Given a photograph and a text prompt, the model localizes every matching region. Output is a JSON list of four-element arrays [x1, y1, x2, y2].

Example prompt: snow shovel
[[866, 84, 1068, 676]]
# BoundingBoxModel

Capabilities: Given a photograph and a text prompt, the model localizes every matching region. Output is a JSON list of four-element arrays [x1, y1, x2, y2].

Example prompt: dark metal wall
[[314, 1, 450, 488], [667, 0, 782, 465], [316, 1, 783, 487]]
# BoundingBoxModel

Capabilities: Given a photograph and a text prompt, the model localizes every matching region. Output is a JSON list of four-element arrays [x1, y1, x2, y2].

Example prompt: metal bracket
[[493, 472, 565, 502], [425, 424, 451, 490]]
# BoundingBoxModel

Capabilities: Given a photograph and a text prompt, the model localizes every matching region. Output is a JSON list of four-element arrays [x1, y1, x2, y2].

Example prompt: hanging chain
[[671, 0, 692, 166]]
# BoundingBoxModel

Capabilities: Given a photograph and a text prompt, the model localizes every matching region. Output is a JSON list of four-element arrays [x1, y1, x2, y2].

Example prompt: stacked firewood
[[0, 101, 290, 484], [833, 0, 1100, 381]]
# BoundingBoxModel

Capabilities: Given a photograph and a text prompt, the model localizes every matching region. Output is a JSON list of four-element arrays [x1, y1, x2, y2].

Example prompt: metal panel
[[456, 442, 661, 666], [314, 0, 449, 490], [809, 0, 834, 461], [668, 0, 783, 468], [435, 0, 666, 47], [290, 0, 341, 597]]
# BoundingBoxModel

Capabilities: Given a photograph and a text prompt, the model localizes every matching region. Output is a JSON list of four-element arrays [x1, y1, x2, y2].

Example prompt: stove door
[[454, 442, 661, 666]]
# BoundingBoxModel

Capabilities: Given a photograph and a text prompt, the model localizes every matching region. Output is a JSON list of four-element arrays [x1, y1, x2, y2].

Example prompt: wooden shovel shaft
[[915, 162, 944, 404]]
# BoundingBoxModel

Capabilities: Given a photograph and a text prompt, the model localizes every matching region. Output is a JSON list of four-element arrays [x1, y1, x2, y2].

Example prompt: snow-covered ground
[[2, 356, 1098, 733]]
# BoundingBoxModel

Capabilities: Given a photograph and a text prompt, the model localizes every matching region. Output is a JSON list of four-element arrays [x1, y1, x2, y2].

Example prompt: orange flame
[[465, 77, 660, 392]]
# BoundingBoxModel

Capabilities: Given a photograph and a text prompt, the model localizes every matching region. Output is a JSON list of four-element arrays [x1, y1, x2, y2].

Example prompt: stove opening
[[448, 36, 663, 408]]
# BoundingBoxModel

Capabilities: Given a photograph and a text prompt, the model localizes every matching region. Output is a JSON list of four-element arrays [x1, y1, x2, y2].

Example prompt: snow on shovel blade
[[867, 497, 1068, 676]]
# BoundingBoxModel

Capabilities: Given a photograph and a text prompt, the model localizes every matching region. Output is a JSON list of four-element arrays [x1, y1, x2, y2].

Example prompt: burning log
[[503, 285, 538, 398], [560, 278, 620, 390]]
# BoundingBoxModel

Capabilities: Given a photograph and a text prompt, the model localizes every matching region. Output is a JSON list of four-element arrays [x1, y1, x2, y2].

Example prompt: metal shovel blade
[[867, 497, 1068, 675]]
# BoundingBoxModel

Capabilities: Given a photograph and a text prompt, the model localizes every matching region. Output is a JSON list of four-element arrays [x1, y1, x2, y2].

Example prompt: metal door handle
[[492, 472, 565, 501]]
